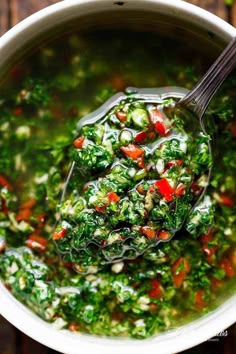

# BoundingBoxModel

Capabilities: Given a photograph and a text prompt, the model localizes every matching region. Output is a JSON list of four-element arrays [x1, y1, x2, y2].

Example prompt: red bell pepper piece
[[148, 108, 165, 124], [155, 121, 169, 136], [141, 226, 156, 239], [202, 244, 218, 257], [155, 178, 174, 202], [195, 289, 206, 308], [158, 230, 171, 240], [53, 228, 67, 240], [26, 234, 47, 252], [175, 184, 186, 197], [116, 110, 127, 122], [0, 175, 13, 191], [167, 160, 183, 168], [120, 144, 144, 160], [219, 258, 235, 277], [135, 131, 147, 143], [172, 257, 191, 288], [148, 278, 162, 299], [73, 136, 85, 149], [107, 192, 120, 203], [219, 194, 234, 207], [137, 184, 145, 195]]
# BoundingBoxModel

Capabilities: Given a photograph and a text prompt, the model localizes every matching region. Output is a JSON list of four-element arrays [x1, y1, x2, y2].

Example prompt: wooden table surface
[[0, 1, 236, 353]]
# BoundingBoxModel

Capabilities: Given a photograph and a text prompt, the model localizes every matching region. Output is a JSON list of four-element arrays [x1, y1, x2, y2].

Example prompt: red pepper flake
[[137, 184, 145, 195], [107, 192, 120, 203], [148, 278, 162, 299], [100, 239, 106, 247], [149, 108, 165, 124], [73, 136, 85, 149], [155, 121, 169, 136], [95, 205, 106, 214], [155, 178, 174, 202], [172, 257, 191, 288], [120, 144, 144, 160], [26, 234, 47, 252], [141, 226, 156, 239], [219, 258, 235, 277], [210, 276, 224, 289], [158, 230, 171, 240], [38, 214, 46, 228], [1, 197, 8, 215], [135, 131, 147, 143], [53, 228, 67, 240], [167, 160, 183, 168], [149, 303, 158, 311], [0, 175, 13, 191], [16, 208, 32, 222], [20, 199, 36, 209], [16, 199, 36, 222], [116, 110, 127, 122], [63, 262, 74, 269], [202, 244, 218, 257], [195, 289, 206, 308], [149, 185, 155, 194], [137, 155, 145, 169], [147, 131, 156, 140], [191, 182, 203, 196], [219, 194, 234, 207], [175, 184, 186, 197], [200, 231, 212, 244], [68, 323, 80, 332]]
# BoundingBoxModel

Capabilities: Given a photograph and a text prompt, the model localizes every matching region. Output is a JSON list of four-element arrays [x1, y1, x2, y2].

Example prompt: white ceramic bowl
[[0, 1, 236, 353]]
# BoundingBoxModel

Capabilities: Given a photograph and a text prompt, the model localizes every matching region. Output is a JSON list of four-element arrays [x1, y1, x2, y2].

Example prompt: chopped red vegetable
[[158, 230, 171, 240], [107, 192, 120, 203], [148, 278, 163, 299], [172, 257, 191, 288], [155, 121, 169, 136], [73, 136, 85, 149], [175, 184, 186, 197], [195, 289, 206, 308], [53, 228, 67, 240], [26, 234, 47, 252], [16, 208, 32, 222], [95, 206, 107, 213], [155, 178, 174, 202], [219, 194, 234, 207], [148, 108, 165, 124], [219, 258, 235, 277], [202, 244, 218, 257], [167, 160, 183, 168], [141, 226, 156, 239], [135, 131, 147, 143], [137, 184, 145, 195], [0, 175, 13, 191], [116, 110, 127, 122], [120, 144, 144, 160]]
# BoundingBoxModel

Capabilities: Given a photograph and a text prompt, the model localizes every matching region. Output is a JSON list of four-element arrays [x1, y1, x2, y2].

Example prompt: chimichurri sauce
[[0, 31, 236, 338], [54, 98, 212, 268]]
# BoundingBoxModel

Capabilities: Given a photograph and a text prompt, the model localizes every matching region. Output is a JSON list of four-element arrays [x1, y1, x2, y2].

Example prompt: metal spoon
[[55, 36, 236, 266]]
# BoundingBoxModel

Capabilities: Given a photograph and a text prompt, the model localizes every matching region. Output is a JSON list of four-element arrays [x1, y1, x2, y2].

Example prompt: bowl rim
[[0, 1, 236, 353]]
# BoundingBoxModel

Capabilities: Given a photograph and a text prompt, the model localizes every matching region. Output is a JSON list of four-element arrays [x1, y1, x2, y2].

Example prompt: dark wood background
[[0, 1, 235, 353]]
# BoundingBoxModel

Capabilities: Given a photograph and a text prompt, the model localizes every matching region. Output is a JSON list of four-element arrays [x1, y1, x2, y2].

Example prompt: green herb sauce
[[0, 31, 235, 339]]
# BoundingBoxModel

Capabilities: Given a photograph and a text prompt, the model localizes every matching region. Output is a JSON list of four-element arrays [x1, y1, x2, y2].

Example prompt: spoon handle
[[180, 36, 236, 118]]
